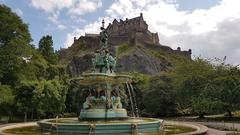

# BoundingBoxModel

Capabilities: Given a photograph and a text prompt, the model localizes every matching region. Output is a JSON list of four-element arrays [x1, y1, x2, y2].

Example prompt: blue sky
[[1, 0, 240, 65]]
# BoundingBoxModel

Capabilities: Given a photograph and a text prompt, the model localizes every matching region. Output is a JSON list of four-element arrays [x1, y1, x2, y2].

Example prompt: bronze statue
[[91, 19, 116, 74]]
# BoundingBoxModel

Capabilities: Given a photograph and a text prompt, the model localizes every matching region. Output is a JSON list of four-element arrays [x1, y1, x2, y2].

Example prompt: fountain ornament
[[37, 19, 162, 134]]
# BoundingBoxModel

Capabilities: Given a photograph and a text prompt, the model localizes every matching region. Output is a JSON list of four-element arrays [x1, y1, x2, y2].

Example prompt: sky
[[0, 0, 240, 65]]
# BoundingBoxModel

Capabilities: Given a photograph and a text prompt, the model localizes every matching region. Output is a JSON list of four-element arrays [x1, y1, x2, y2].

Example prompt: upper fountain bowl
[[75, 73, 132, 85]]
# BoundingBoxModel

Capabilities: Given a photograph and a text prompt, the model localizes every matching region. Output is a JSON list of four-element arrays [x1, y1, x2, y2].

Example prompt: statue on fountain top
[[100, 19, 108, 49], [92, 19, 116, 74]]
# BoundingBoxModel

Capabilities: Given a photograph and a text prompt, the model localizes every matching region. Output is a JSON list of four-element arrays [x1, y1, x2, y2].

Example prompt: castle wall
[[173, 50, 192, 58], [108, 36, 130, 46], [74, 36, 100, 49]]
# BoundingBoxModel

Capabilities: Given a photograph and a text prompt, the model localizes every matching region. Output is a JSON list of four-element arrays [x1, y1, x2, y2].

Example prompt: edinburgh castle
[[59, 13, 192, 75]]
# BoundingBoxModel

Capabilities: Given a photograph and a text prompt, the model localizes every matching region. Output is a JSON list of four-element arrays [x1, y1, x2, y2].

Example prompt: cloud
[[57, 24, 66, 30], [47, 12, 66, 30], [30, 0, 73, 13], [68, 0, 102, 16], [30, 0, 102, 15], [159, 18, 240, 65], [65, 28, 84, 48], [14, 8, 23, 16], [64, 17, 112, 48], [30, 0, 102, 30]]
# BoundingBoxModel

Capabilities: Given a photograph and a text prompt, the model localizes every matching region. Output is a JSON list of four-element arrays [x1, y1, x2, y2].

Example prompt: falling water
[[126, 82, 135, 117], [129, 83, 139, 117]]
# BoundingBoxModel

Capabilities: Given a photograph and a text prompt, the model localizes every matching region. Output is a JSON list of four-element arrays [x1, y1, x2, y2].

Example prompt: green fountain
[[37, 19, 162, 134]]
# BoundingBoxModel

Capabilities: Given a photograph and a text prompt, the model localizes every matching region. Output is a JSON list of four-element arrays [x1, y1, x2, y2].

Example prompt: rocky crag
[[58, 13, 192, 76]]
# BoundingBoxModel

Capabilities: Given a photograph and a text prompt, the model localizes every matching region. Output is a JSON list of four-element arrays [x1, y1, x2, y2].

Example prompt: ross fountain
[[37, 19, 162, 134]]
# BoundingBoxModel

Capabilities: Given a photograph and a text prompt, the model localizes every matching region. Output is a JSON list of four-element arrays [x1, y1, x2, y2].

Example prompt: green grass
[[144, 47, 188, 64], [116, 43, 134, 57]]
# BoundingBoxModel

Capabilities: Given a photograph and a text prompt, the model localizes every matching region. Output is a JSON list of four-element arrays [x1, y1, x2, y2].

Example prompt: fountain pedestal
[[80, 109, 127, 120], [78, 73, 131, 120]]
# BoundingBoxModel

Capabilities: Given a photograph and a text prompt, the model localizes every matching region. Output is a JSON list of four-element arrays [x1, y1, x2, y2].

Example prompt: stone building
[[106, 13, 159, 45]]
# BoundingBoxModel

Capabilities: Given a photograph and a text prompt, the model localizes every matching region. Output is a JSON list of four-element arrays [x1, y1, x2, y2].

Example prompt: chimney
[[188, 49, 192, 54]]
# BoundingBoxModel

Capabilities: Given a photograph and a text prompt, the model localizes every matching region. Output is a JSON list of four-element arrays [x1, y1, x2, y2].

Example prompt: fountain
[[0, 18, 208, 135], [37, 19, 162, 134]]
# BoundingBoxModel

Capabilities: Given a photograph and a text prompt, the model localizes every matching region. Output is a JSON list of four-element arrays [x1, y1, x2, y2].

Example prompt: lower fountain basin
[[37, 117, 162, 134]]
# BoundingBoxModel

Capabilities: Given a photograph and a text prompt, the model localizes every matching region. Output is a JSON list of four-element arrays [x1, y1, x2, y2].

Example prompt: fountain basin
[[37, 117, 162, 134], [76, 73, 132, 85]]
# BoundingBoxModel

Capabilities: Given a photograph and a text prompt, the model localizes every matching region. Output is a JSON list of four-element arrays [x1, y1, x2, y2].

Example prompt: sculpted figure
[[113, 96, 122, 109], [100, 19, 108, 48], [107, 53, 116, 73], [83, 95, 93, 109]]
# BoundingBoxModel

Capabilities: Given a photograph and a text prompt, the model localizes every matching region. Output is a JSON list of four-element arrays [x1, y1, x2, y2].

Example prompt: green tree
[[38, 35, 58, 64], [0, 85, 14, 119], [0, 4, 31, 46], [170, 58, 240, 118], [212, 75, 240, 117], [143, 74, 177, 117], [14, 81, 35, 121], [0, 5, 41, 86], [191, 96, 223, 118]]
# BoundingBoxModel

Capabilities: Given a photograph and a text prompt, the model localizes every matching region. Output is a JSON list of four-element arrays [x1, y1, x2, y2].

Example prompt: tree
[[0, 4, 31, 46], [0, 5, 37, 86], [191, 96, 223, 118], [143, 74, 177, 117], [169, 58, 240, 118], [14, 81, 35, 122], [38, 35, 58, 64], [0, 85, 14, 119], [212, 75, 240, 117]]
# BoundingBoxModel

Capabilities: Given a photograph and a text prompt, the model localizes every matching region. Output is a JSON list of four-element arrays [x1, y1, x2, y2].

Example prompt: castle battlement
[[107, 13, 148, 35]]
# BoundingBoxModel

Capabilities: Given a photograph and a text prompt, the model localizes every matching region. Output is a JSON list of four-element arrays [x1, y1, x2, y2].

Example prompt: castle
[[79, 13, 159, 46], [70, 13, 191, 58], [105, 13, 159, 44]]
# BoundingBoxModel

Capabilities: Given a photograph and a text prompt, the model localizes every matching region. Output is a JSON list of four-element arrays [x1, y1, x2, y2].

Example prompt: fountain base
[[79, 109, 128, 120], [37, 117, 162, 134]]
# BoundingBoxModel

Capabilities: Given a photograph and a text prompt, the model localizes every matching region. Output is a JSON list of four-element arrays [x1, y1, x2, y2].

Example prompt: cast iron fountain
[[37, 19, 162, 134]]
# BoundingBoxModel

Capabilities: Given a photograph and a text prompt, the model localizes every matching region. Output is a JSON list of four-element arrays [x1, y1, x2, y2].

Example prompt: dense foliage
[[0, 4, 68, 121], [136, 59, 240, 118]]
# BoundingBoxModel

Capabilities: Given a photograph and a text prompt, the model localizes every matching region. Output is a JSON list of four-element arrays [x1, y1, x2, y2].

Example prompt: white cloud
[[68, 0, 102, 16], [30, 0, 73, 13], [14, 8, 23, 16], [30, 0, 102, 15], [47, 12, 66, 30], [64, 17, 112, 47], [30, 0, 102, 30], [57, 24, 66, 30], [161, 18, 240, 65], [65, 28, 84, 48]]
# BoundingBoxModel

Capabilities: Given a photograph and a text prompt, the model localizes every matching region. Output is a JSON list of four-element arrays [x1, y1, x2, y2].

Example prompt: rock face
[[58, 14, 191, 76], [116, 47, 171, 74]]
